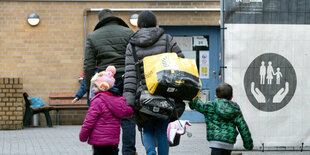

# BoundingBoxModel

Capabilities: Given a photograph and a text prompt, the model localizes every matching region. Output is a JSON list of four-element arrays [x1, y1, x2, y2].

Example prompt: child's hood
[[95, 92, 125, 105], [213, 98, 241, 120]]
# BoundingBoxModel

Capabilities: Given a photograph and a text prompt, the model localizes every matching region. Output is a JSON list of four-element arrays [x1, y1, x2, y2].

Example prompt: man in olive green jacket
[[83, 9, 135, 155], [189, 83, 253, 155]]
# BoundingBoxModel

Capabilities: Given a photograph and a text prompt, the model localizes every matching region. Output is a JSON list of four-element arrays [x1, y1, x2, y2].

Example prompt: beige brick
[[14, 78, 19, 84], [13, 84, 23, 89], [14, 111, 23, 116], [9, 107, 16, 111], [3, 107, 10, 111], [16, 89, 23, 93], [9, 116, 16, 120], [5, 93, 12, 97], [16, 116, 23, 121], [9, 78, 14, 84], [5, 84, 12, 89], [14, 120, 23, 124], [16, 107, 23, 111], [4, 78, 9, 84], [13, 93, 22, 98], [3, 116, 9, 120], [14, 102, 23, 107]]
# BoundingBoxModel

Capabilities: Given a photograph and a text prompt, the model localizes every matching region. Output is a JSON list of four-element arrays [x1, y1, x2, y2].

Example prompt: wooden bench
[[23, 92, 53, 127], [49, 93, 89, 125]]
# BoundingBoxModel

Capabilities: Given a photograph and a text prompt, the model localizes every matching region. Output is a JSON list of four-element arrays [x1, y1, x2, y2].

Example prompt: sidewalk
[[0, 123, 308, 155]]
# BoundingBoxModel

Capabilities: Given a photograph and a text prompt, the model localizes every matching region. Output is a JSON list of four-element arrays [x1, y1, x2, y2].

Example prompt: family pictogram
[[259, 61, 283, 85], [244, 53, 296, 112]]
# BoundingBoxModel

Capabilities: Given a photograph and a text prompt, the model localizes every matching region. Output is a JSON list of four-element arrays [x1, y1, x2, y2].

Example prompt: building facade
[[0, 0, 221, 127]]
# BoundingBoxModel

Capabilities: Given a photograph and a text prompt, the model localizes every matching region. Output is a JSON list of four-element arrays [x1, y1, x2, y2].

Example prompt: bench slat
[[50, 99, 87, 106], [49, 93, 87, 98], [50, 103, 87, 106], [32, 106, 53, 112], [52, 106, 89, 110]]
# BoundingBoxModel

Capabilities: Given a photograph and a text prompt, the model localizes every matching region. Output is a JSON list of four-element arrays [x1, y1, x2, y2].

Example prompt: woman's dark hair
[[138, 11, 157, 28], [216, 83, 233, 100]]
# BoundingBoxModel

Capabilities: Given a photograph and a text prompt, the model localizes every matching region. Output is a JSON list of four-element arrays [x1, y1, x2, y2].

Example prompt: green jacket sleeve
[[234, 112, 254, 150], [188, 98, 209, 114]]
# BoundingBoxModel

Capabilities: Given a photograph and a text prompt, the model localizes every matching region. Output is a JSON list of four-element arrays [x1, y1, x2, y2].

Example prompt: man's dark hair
[[216, 82, 233, 100], [98, 9, 113, 21], [138, 11, 157, 28]]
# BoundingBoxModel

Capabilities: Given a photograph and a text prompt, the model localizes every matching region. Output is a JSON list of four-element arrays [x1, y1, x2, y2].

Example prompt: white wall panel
[[225, 24, 310, 148]]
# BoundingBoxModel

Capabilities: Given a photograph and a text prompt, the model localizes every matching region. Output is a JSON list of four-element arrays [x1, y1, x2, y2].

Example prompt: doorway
[[161, 26, 221, 122]]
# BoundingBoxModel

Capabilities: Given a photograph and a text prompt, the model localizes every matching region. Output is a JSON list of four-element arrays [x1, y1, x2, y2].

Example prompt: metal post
[[220, 0, 225, 82], [56, 110, 59, 125]]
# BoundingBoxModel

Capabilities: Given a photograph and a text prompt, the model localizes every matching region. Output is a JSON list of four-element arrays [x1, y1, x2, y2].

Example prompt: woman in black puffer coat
[[122, 11, 185, 155]]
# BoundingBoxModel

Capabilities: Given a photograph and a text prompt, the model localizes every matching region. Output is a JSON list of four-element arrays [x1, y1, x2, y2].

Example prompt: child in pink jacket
[[79, 66, 134, 155]]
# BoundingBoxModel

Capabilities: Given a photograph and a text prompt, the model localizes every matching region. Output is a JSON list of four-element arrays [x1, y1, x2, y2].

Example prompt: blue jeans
[[113, 74, 136, 155], [142, 119, 170, 155], [121, 117, 136, 155]]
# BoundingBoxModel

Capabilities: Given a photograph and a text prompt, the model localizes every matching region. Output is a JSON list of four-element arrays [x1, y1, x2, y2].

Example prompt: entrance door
[[161, 26, 221, 122]]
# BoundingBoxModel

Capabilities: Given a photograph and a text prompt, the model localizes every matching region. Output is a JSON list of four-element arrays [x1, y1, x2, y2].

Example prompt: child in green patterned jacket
[[189, 82, 253, 155]]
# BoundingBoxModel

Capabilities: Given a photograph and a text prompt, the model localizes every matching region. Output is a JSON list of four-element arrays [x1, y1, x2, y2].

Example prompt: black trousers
[[211, 148, 232, 155], [93, 145, 119, 155]]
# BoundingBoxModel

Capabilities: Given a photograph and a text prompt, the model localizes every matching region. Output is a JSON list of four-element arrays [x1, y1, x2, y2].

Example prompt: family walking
[[77, 8, 253, 155]]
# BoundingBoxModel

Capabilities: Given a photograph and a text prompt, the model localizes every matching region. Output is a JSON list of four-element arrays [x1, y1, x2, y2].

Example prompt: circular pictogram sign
[[244, 53, 297, 112]]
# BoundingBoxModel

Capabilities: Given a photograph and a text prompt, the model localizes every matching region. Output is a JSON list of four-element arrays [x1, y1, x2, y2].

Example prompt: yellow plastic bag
[[143, 53, 201, 100]]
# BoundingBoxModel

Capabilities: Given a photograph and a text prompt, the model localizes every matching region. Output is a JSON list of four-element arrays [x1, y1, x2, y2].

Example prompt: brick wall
[[49, 110, 88, 125], [0, 1, 220, 125], [0, 78, 23, 130]]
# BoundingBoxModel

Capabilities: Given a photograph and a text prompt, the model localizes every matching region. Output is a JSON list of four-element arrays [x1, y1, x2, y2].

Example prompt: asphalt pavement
[[0, 123, 309, 155]]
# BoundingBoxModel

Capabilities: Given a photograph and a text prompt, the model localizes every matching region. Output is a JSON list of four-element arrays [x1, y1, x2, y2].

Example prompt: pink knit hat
[[91, 66, 116, 91]]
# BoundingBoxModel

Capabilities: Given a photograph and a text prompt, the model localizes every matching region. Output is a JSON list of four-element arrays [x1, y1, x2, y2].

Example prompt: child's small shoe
[[147, 150, 156, 155]]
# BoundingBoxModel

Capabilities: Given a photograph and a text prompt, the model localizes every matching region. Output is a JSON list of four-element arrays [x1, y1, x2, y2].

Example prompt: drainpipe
[[220, 0, 225, 82], [83, 7, 221, 50], [83, 8, 90, 51]]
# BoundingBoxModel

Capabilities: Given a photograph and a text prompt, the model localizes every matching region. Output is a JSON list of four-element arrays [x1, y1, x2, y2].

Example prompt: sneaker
[[147, 151, 156, 155]]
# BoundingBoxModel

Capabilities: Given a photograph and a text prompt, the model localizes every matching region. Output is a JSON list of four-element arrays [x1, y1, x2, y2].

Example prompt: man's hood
[[94, 16, 129, 31], [129, 27, 165, 48]]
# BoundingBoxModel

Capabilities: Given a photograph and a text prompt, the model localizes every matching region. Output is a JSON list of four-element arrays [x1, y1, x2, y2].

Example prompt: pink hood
[[79, 92, 133, 146]]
